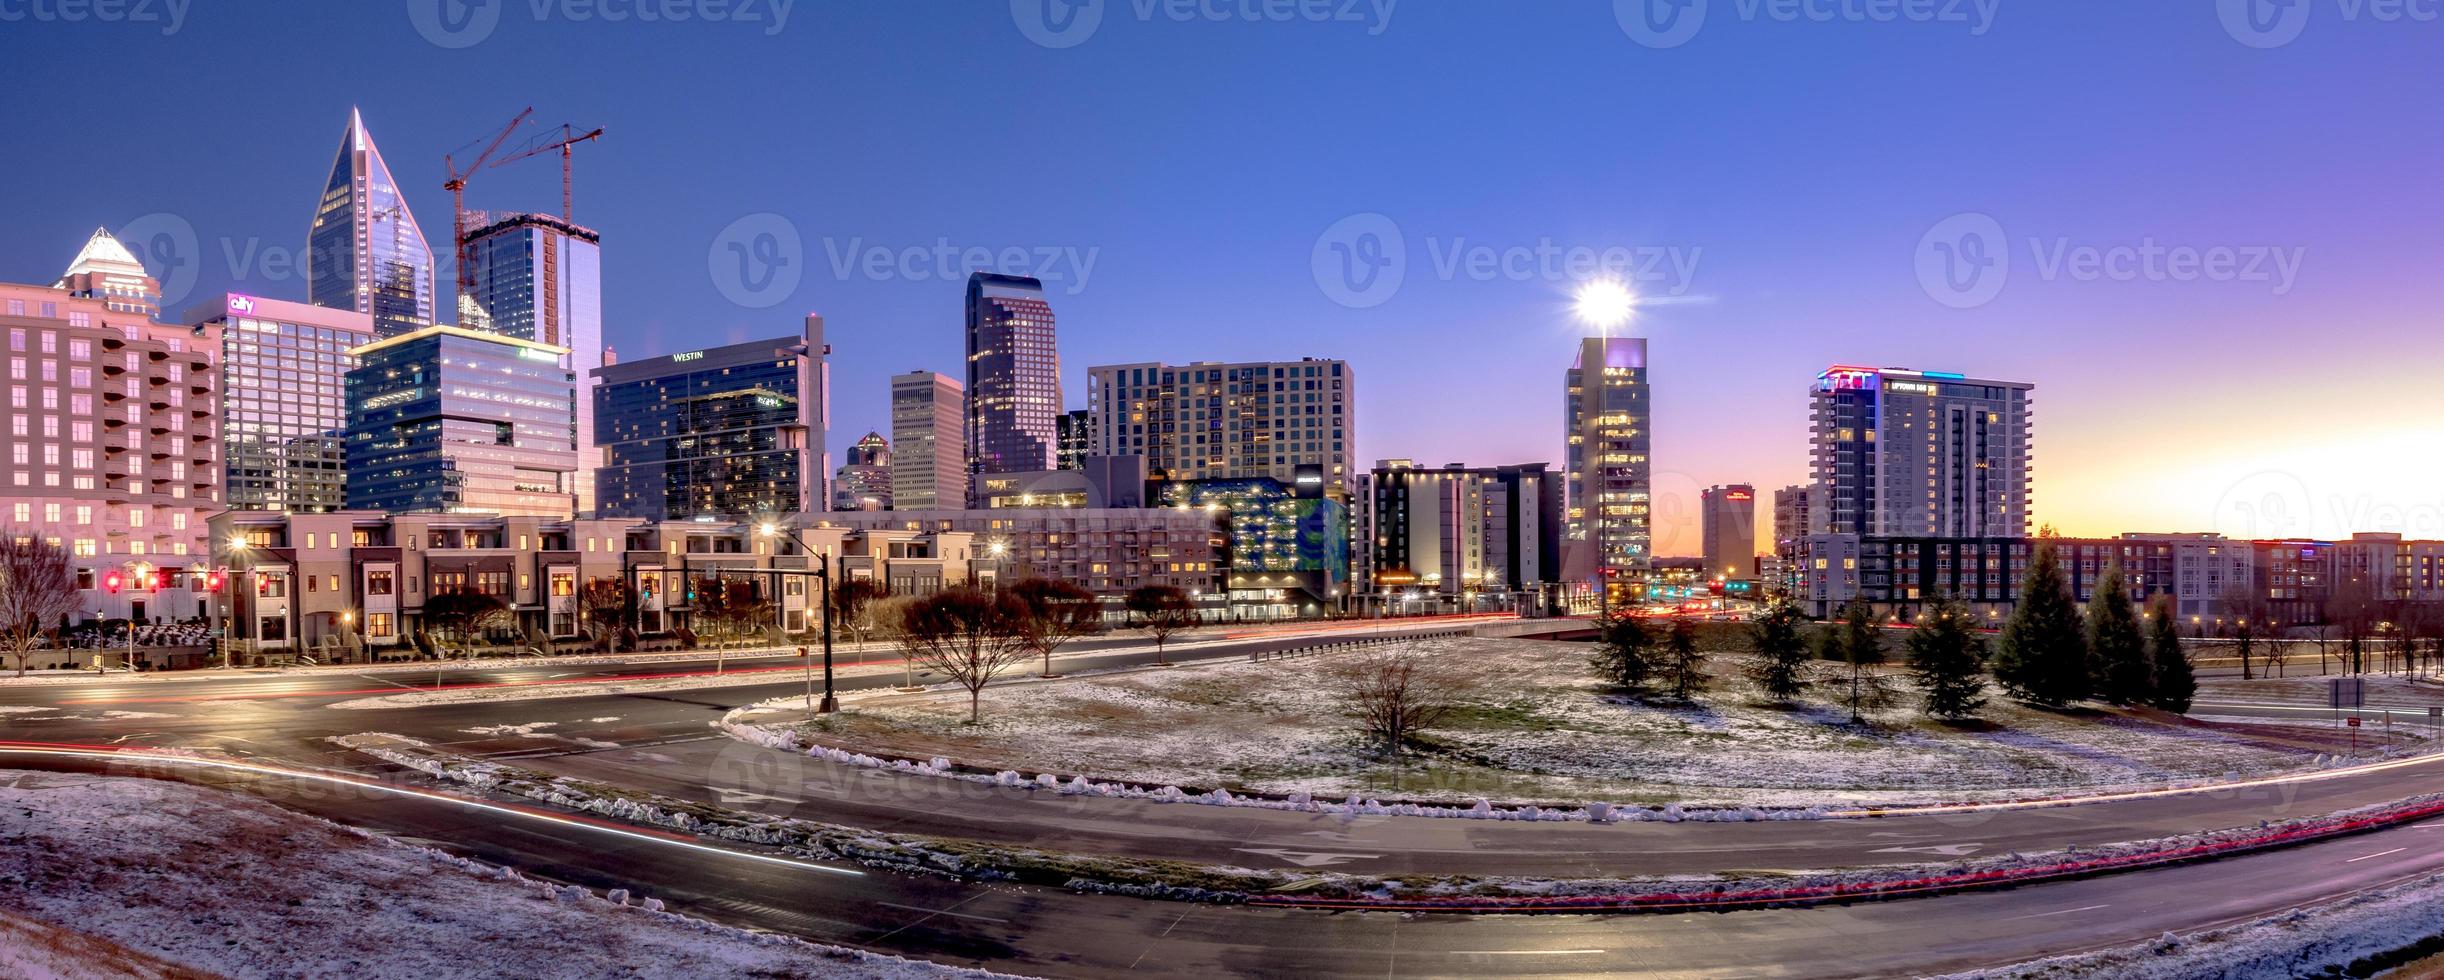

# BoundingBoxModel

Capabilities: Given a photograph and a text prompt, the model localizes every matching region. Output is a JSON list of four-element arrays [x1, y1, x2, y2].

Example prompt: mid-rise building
[[345, 325, 577, 518], [1152, 470, 1349, 617], [826, 507, 1219, 605], [1796, 532, 2260, 623], [1056, 407, 1090, 471], [1564, 337, 1651, 585], [1701, 484, 1758, 581], [307, 108, 436, 339], [834, 431, 893, 511], [1809, 365, 2032, 538], [1770, 483, 1815, 594], [974, 456, 1147, 510], [464, 213, 603, 514], [1086, 358, 1355, 488], [591, 321, 830, 522], [1, 281, 219, 624], [965, 272, 1061, 479], [891, 371, 965, 510], [53, 228, 161, 318], [187, 293, 374, 514], [1359, 460, 1562, 614]]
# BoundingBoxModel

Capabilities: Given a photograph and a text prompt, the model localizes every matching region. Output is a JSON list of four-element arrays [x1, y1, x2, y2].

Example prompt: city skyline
[[3, 4, 2439, 554]]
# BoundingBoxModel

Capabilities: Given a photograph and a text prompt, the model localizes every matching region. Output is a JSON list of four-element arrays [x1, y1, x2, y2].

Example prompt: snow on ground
[[0, 908, 204, 980], [0, 769, 1010, 980], [2200, 672, 2444, 709], [1953, 869, 2444, 979], [779, 636, 2363, 809]]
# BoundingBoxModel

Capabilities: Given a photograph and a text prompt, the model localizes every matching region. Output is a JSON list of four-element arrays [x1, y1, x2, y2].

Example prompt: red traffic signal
[[102, 571, 122, 594], [206, 570, 225, 593], [153, 569, 171, 591]]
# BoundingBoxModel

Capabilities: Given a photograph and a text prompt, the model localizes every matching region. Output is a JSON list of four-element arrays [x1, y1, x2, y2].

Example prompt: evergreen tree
[[2088, 562, 2152, 705], [2147, 595, 2197, 713], [1837, 598, 1892, 723], [1908, 594, 1989, 721], [1663, 616, 1707, 700], [1994, 540, 2092, 707], [1744, 601, 1814, 701], [1590, 612, 1655, 694]]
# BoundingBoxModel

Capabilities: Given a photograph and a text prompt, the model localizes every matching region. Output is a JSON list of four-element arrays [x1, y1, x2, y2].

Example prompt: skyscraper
[[590, 319, 830, 522], [1086, 358, 1356, 488], [1564, 337, 1651, 582], [1700, 484, 1757, 580], [834, 431, 892, 511], [188, 293, 375, 514], [1808, 366, 2032, 538], [345, 325, 577, 518], [1056, 408, 1090, 471], [464, 213, 603, 513], [964, 272, 1060, 482], [307, 108, 436, 339], [53, 228, 161, 318], [892, 371, 965, 510]]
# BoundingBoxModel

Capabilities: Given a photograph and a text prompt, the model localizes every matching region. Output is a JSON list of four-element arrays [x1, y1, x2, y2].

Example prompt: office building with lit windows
[[1056, 407, 1090, 471], [965, 272, 1062, 479], [1357, 460, 1562, 614], [464, 212, 604, 514], [1701, 484, 1758, 581], [306, 108, 436, 339], [1152, 468, 1349, 617], [1563, 337, 1651, 583], [834, 431, 893, 511], [346, 325, 578, 518], [1086, 358, 1356, 489], [892, 370, 965, 511], [1808, 365, 2032, 538], [2, 280, 220, 625], [590, 319, 830, 522], [187, 293, 374, 514]]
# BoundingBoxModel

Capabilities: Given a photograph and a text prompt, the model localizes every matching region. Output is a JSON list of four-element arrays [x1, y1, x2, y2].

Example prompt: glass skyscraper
[[1565, 336, 1652, 582], [464, 213, 603, 514], [188, 293, 375, 513], [964, 272, 1061, 484], [307, 108, 436, 340], [590, 318, 829, 522], [344, 326, 578, 518]]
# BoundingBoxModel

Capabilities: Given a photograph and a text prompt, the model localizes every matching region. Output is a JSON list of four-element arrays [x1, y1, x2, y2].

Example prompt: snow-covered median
[[0, 768, 1010, 979], [1951, 869, 2444, 979]]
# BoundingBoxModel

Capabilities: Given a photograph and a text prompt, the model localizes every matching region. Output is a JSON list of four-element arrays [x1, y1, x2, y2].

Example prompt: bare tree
[[579, 578, 631, 654], [830, 578, 889, 648], [2217, 586, 2274, 680], [421, 588, 514, 660], [1008, 577, 1104, 677], [0, 536, 81, 677], [1125, 584, 1199, 666], [901, 588, 1033, 724], [1331, 645, 1468, 756]]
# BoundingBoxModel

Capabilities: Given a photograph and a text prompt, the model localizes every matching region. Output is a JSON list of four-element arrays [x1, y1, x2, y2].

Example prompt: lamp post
[[760, 520, 836, 713]]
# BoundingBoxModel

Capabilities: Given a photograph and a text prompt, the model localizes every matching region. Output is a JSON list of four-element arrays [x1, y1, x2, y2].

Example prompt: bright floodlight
[[1574, 279, 1637, 331]]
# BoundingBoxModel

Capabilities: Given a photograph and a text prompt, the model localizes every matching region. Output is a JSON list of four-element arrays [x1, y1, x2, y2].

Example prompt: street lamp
[[759, 520, 836, 713]]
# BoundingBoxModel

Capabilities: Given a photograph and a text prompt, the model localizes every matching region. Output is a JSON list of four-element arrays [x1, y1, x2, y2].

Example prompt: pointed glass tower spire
[[307, 107, 436, 338]]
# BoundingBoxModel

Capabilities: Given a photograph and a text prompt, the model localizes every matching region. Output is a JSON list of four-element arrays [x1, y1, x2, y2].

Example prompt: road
[[5, 617, 2443, 975]]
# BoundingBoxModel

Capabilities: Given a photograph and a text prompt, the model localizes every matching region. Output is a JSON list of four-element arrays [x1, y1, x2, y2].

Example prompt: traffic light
[[102, 571, 122, 594], [206, 570, 225, 593], [153, 568, 171, 591]]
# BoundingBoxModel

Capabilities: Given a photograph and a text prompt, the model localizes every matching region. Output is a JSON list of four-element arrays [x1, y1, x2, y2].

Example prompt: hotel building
[[1700, 484, 1758, 581], [187, 293, 374, 514], [1809, 365, 2032, 538]]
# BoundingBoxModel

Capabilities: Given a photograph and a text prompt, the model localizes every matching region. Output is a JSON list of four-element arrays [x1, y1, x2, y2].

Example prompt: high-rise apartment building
[[345, 325, 577, 518], [834, 431, 892, 511], [1700, 485, 1758, 580], [1564, 337, 1652, 580], [1808, 366, 2032, 538], [54, 228, 161, 318], [1086, 358, 1355, 488], [891, 371, 965, 511], [463, 213, 603, 514], [965, 272, 1061, 480], [187, 293, 375, 514], [307, 108, 436, 339], [1, 281, 220, 623], [590, 319, 830, 522]]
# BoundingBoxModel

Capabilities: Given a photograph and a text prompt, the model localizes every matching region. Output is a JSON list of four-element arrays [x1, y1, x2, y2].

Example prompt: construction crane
[[490, 123, 605, 225], [443, 106, 535, 293]]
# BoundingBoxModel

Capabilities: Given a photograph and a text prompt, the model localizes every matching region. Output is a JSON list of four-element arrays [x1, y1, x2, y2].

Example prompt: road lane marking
[[2347, 847, 2409, 863], [1871, 843, 1983, 856], [1449, 950, 1607, 956], [2009, 904, 2111, 920], [868, 893, 994, 943], [875, 902, 1009, 924], [1233, 847, 1384, 868]]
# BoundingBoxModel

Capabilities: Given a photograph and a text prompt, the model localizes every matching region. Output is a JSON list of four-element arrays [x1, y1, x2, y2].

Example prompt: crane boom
[[443, 106, 535, 293], [490, 124, 604, 223]]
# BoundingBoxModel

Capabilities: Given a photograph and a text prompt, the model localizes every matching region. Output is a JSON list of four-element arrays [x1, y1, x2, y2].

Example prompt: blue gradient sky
[[3, 1, 2439, 553]]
